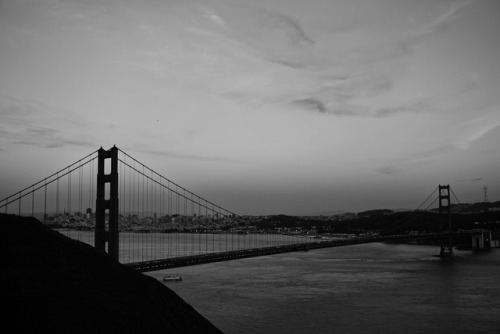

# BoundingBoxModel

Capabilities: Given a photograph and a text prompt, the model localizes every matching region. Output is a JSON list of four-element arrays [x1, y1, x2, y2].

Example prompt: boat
[[163, 275, 182, 282]]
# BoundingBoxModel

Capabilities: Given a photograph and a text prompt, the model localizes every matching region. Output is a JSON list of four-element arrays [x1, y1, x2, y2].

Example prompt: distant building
[[86, 208, 93, 219], [471, 229, 496, 249]]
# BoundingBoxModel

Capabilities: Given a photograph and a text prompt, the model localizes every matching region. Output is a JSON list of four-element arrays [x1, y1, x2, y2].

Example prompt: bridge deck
[[127, 233, 444, 272]]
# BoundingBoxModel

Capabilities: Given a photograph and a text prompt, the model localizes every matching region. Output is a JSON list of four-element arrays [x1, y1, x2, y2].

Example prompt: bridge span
[[1, 146, 464, 270], [127, 233, 453, 272]]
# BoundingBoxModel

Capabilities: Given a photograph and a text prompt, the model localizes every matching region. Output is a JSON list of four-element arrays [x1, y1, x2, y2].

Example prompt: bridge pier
[[439, 185, 453, 258], [95, 146, 119, 260]]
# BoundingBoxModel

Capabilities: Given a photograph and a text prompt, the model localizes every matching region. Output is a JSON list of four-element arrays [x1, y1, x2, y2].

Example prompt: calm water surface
[[147, 243, 500, 334]]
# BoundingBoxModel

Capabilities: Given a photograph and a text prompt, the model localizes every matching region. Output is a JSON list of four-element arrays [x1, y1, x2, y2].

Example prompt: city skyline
[[1, 0, 500, 215]]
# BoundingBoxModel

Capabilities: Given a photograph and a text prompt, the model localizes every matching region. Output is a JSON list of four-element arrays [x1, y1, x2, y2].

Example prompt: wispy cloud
[[375, 165, 402, 175], [455, 123, 500, 150], [0, 95, 96, 150], [412, 0, 473, 35], [128, 147, 239, 164], [293, 98, 327, 113], [187, 4, 420, 118], [373, 144, 459, 177], [374, 99, 434, 118], [457, 177, 483, 182]]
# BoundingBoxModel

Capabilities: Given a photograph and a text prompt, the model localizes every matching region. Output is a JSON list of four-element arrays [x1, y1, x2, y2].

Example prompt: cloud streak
[[413, 0, 473, 35], [0, 95, 96, 150]]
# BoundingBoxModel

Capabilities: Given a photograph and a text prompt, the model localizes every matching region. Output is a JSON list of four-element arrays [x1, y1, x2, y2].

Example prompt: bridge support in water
[[439, 184, 453, 258], [95, 146, 119, 260]]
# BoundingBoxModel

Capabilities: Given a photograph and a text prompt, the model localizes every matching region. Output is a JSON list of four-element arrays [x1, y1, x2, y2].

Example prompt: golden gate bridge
[[1, 146, 464, 271]]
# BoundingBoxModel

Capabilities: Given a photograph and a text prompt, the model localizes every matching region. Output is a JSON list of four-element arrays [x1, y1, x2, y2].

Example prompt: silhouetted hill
[[0, 214, 222, 334]]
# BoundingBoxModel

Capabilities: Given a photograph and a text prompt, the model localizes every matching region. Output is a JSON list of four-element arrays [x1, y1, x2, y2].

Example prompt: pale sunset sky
[[1, 0, 499, 215]]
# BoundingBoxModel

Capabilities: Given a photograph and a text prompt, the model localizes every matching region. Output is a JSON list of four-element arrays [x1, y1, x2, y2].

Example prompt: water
[[146, 243, 500, 334]]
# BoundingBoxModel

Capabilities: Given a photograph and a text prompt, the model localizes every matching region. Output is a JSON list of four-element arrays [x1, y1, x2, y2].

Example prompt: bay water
[[146, 243, 500, 334]]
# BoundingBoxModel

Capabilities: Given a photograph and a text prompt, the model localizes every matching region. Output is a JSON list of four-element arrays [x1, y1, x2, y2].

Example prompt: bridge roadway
[[127, 232, 452, 272]]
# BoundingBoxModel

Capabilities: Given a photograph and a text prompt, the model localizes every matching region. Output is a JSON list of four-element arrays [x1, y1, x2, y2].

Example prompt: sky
[[1, 0, 499, 215]]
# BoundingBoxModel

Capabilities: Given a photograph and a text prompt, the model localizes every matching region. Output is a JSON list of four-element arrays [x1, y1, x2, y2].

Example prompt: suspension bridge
[[1, 146, 465, 272]]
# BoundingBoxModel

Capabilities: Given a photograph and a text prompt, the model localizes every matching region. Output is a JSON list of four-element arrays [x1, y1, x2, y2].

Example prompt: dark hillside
[[0, 214, 222, 334]]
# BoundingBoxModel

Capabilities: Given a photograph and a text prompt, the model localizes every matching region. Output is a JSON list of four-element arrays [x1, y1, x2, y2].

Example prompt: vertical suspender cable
[[56, 173, 59, 222], [133, 161, 137, 262], [198, 197, 202, 255], [153, 170, 156, 260], [191, 192, 195, 256], [176, 184, 179, 258], [91, 158, 95, 216], [161, 177, 168, 258], [128, 155, 132, 218], [77, 162, 82, 241], [142, 165, 145, 218], [120, 155, 125, 263], [168, 180, 171, 258], [159, 176, 163, 260], [147, 169, 150, 261], [44, 180, 47, 223], [120, 155, 124, 263], [31, 186, 34, 217], [205, 201, 208, 254], [189, 192, 192, 256], [212, 203, 215, 253], [225, 211, 229, 252], [183, 188, 187, 257], [141, 165, 145, 262], [67, 167, 71, 217], [88, 158, 91, 217], [79, 162, 82, 219], [144, 167, 148, 260]]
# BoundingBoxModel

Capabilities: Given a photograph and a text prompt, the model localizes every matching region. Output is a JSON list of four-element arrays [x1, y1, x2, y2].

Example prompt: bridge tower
[[438, 184, 453, 258], [95, 146, 119, 260]]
